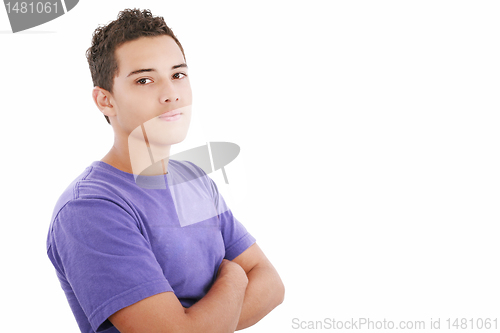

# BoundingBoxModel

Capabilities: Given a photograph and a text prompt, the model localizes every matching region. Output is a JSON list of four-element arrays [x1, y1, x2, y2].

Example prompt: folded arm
[[108, 243, 284, 333], [231, 242, 285, 330], [109, 259, 248, 333]]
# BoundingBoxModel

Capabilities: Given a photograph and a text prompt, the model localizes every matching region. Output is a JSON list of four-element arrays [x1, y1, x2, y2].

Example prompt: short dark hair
[[85, 8, 186, 124]]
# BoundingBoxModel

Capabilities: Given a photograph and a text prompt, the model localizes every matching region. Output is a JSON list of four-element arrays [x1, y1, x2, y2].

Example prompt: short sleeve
[[51, 198, 173, 332], [207, 176, 256, 260]]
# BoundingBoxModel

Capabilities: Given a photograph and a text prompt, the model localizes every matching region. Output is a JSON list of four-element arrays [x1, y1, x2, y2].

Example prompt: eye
[[136, 78, 153, 85], [173, 72, 187, 80]]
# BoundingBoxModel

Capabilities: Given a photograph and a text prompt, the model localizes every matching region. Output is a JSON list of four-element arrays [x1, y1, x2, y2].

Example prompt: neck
[[101, 131, 172, 176]]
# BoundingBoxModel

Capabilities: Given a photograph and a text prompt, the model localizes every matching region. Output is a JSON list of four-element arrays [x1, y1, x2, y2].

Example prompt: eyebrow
[[126, 63, 188, 77]]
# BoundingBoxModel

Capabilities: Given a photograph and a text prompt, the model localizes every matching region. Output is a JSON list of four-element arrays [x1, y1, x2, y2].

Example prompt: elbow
[[277, 279, 285, 306], [270, 266, 285, 308], [270, 274, 285, 309]]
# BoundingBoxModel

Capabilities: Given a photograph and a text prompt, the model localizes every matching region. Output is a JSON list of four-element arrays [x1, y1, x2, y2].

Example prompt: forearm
[[184, 270, 247, 333], [236, 264, 285, 331]]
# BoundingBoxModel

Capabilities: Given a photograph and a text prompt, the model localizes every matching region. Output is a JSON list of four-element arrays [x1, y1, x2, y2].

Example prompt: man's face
[[109, 35, 192, 147]]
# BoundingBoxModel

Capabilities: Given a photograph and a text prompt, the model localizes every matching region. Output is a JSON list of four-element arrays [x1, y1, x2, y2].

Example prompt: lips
[[158, 109, 181, 118]]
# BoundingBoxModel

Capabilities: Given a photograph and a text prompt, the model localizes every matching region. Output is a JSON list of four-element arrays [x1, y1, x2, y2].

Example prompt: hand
[[216, 259, 248, 285], [216, 259, 232, 277]]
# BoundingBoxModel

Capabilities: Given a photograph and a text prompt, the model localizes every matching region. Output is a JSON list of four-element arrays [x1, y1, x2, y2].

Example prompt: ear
[[92, 86, 116, 118]]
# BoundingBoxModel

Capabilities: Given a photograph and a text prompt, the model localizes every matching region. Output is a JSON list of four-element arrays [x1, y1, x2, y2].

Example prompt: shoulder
[[47, 164, 139, 239], [52, 164, 133, 212]]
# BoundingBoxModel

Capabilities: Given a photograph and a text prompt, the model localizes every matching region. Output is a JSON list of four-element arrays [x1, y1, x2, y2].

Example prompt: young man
[[46, 8, 284, 333]]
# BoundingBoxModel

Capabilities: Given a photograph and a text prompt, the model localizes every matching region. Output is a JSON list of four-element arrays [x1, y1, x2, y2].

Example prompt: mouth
[[158, 109, 181, 118], [158, 110, 182, 122]]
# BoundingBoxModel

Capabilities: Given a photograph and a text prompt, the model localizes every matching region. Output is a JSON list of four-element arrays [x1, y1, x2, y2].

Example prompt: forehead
[[114, 35, 184, 76]]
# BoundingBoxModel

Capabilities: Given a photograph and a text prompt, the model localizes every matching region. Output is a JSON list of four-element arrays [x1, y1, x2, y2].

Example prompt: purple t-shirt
[[46, 160, 256, 333]]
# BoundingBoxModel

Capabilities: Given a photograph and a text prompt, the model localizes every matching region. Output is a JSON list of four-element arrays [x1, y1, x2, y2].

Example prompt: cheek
[[116, 92, 156, 124], [118, 89, 146, 108]]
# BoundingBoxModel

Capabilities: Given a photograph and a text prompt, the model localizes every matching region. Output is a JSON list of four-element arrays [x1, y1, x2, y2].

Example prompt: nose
[[159, 80, 180, 104]]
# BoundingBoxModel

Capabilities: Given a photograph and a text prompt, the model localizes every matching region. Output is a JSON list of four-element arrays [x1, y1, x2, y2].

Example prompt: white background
[[1, 1, 499, 332]]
